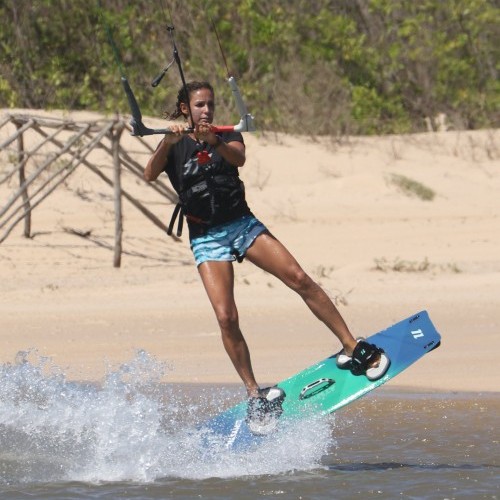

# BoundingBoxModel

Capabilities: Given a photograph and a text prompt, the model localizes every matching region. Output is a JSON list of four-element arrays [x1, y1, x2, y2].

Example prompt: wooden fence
[[0, 112, 177, 267]]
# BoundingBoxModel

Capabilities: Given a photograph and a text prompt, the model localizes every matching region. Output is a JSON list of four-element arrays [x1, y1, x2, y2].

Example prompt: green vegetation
[[389, 173, 436, 200], [1, 0, 498, 135]]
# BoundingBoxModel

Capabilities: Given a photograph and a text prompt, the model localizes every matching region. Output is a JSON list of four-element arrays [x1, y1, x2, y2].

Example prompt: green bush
[[1, 0, 498, 134]]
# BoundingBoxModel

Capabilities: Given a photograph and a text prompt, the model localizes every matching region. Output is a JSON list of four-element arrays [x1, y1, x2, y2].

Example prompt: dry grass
[[373, 257, 461, 274]]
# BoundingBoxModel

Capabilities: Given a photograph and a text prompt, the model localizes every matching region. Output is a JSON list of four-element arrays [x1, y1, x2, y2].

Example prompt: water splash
[[0, 350, 333, 484]]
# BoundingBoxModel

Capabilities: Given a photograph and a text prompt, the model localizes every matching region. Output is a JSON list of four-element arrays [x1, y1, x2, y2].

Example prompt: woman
[[144, 81, 389, 426]]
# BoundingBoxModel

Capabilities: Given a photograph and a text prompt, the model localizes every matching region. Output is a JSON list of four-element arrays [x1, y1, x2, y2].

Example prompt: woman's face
[[181, 88, 215, 127]]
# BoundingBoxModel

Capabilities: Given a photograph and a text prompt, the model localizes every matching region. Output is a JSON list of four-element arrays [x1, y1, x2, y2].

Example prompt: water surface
[[0, 351, 497, 499]]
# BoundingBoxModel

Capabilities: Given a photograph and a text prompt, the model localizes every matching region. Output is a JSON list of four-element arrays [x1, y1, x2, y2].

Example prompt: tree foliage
[[0, 0, 498, 135]]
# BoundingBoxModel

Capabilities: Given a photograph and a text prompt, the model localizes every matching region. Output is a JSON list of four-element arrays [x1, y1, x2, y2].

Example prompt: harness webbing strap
[[167, 202, 182, 236]]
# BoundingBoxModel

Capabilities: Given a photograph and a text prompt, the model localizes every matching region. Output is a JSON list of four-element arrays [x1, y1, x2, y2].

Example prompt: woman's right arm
[[144, 139, 173, 182], [144, 126, 184, 182]]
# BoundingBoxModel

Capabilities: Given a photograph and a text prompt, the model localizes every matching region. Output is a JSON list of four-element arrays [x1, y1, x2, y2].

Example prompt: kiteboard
[[201, 310, 441, 450]]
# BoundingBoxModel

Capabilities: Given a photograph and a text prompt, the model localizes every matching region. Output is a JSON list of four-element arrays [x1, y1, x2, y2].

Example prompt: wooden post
[[16, 122, 31, 238], [112, 122, 124, 268]]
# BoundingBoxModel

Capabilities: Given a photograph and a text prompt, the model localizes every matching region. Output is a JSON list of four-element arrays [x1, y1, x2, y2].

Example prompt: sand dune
[[1, 110, 498, 392]]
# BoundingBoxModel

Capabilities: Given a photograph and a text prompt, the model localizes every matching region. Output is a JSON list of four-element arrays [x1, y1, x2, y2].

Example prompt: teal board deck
[[201, 310, 441, 450]]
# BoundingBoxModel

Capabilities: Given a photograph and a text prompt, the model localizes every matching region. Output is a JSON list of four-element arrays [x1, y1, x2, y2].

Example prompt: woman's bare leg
[[246, 232, 359, 355], [198, 260, 261, 397]]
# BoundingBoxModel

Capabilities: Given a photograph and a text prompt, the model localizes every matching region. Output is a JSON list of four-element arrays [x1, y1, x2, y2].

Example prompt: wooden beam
[[0, 119, 35, 149], [83, 129, 177, 202], [0, 115, 181, 251], [16, 123, 31, 238], [0, 124, 91, 219], [0, 122, 114, 239], [0, 123, 67, 186], [39, 125, 173, 236], [112, 124, 124, 268]]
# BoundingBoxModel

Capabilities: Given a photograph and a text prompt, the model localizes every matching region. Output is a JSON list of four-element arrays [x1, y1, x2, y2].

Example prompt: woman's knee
[[215, 306, 239, 332], [285, 266, 315, 294]]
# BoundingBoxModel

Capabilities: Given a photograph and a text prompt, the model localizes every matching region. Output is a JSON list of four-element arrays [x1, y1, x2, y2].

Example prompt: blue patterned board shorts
[[191, 215, 267, 266]]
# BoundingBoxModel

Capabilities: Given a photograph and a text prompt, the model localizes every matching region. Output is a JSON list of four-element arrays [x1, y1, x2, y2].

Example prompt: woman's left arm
[[212, 137, 246, 167], [195, 125, 246, 167]]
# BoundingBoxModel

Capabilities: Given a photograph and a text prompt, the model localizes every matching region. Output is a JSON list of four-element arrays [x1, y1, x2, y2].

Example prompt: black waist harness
[[167, 151, 246, 237]]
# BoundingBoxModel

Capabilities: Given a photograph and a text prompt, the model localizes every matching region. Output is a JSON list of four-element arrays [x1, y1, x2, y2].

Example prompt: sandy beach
[[1, 110, 499, 393]]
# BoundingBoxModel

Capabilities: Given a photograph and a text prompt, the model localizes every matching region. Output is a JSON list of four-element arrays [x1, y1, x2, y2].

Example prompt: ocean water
[[0, 351, 498, 499]]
